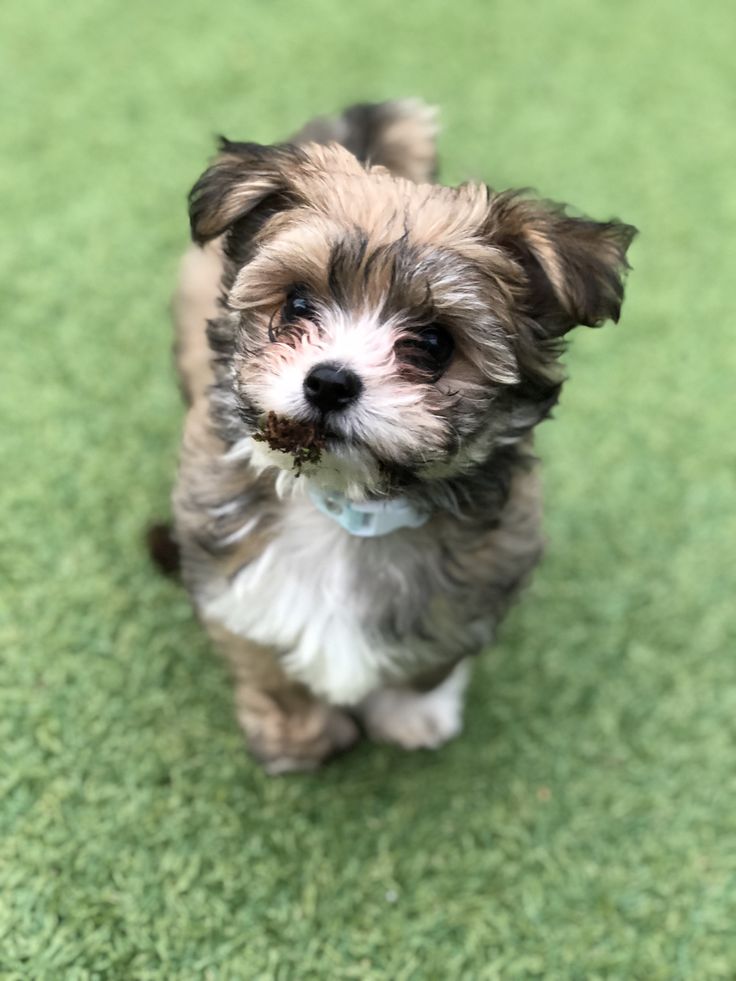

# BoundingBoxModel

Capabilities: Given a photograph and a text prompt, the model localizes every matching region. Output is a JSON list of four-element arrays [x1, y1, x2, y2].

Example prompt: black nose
[[303, 363, 362, 413]]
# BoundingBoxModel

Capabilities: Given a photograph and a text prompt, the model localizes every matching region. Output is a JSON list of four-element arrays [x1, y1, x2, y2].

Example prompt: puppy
[[168, 99, 635, 773]]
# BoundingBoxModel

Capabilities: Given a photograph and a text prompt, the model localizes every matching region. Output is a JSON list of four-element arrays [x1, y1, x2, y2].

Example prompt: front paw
[[359, 661, 470, 750], [235, 687, 360, 774]]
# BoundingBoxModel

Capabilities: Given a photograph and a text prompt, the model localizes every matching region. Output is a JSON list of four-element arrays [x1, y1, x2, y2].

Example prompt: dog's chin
[[246, 409, 462, 499], [247, 427, 387, 499]]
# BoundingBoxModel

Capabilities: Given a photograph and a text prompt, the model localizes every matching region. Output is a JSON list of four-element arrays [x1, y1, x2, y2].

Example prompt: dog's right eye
[[283, 287, 316, 324]]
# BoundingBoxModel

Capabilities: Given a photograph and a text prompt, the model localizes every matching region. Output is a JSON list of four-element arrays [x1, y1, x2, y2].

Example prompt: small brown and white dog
[[165, 99, 635, 773]]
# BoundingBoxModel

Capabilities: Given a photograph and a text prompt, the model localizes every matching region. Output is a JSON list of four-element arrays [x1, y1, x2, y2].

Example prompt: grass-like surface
[[2, 0, 735, 976]]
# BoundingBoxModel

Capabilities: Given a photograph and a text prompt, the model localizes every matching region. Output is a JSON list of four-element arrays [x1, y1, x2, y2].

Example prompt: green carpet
[[2, 0, 735, 976]]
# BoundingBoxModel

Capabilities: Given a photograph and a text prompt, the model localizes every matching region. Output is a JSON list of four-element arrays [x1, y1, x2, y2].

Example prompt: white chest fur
[[202, 494, 399, 705]]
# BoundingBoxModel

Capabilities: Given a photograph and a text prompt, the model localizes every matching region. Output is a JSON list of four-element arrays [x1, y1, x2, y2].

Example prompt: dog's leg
[[359, 660, 470, 751], [206, 621, 360, 774]]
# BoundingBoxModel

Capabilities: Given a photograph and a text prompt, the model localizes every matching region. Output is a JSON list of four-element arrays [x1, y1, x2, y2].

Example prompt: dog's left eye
[[283, 287, 316, 324], [398, 324, 455, 377], [415, 325, 454, 364]]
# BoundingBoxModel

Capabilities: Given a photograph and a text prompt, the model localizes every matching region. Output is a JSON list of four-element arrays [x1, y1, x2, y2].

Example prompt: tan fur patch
[[169, 99, 635, 772], [172, 241, 223, 404], [205, 621, 359, 772]]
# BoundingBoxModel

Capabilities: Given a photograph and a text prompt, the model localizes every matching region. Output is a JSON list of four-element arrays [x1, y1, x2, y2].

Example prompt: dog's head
[[190, 140, 635, 497]]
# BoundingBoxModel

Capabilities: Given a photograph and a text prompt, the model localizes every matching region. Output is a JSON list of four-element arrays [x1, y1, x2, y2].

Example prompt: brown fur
[[173, 397, 277, 581], [167, 100, 636, 772], [171, 240, 223, 405], [172, 347, 364, 768], [205, 621, 359, 772], [289, 98, 438, 183]]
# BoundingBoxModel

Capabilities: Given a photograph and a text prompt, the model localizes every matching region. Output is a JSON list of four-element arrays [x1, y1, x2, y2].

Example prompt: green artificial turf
[[2, 0, 736, 976]]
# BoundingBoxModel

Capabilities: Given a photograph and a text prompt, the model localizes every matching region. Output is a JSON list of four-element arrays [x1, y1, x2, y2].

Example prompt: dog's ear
[[485, 191, 637, 336], [188, 139, 303, 251]]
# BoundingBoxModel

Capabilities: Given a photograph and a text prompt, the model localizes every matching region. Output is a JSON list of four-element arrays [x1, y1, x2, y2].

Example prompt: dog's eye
[[283, 286, 316, 324], [415, 325, 454, 365], [398, 324, 455, 377]]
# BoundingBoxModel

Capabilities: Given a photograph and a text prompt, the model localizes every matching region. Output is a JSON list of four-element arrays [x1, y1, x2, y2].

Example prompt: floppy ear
[[188, 139, 303, 250], [485, 191, 637, 336]]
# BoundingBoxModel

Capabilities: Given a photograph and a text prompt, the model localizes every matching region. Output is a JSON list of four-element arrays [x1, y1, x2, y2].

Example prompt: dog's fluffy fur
[[167, 99, 635, 772]]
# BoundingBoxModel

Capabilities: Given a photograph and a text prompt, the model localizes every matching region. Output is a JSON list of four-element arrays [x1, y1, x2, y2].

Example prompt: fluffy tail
[[290, 98, 439, 183]]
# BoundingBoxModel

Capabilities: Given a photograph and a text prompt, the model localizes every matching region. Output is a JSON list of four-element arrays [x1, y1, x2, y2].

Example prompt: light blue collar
[[308, 487, 430, 537]]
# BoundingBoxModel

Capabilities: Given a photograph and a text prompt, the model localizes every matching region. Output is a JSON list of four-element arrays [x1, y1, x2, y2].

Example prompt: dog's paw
[[235, 688, 360, 774], [359, 661, 469, 750], [264, 707, 360, 775]]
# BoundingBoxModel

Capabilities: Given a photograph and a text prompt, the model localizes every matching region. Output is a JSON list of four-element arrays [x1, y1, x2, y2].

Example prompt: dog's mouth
[[253, 411, 422, 495], [252, 411, 419, 493], [253, 411, 342, 472]]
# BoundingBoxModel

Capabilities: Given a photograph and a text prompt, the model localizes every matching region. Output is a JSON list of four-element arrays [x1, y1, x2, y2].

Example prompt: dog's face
[[190, 141, 635, 497]]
